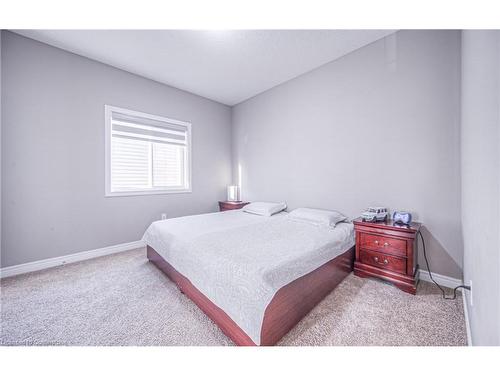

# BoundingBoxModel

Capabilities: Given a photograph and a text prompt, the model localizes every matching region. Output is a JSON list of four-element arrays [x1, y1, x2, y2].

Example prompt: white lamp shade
[[227, 185, 240, 201]]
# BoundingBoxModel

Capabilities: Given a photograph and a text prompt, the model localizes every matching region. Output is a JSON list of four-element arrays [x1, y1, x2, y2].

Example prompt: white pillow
[[289, 208, 347, 228], [243, 201, 287, 216]]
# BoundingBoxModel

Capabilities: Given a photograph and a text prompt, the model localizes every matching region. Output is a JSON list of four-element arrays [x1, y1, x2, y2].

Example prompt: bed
[[143, 209, 355, 346]]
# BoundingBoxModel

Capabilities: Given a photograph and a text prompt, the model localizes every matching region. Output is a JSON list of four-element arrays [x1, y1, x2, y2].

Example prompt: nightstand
[[218, 201, 250, 211], [353, 218, 422, 294]]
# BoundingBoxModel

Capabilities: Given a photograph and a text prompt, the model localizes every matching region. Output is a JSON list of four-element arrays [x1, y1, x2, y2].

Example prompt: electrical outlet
[[161, 213, 167, 220], [469, 280, 473, 307]]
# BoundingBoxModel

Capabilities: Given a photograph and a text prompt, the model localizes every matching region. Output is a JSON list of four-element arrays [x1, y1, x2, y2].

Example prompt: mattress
[[142, 209, 354, 345]]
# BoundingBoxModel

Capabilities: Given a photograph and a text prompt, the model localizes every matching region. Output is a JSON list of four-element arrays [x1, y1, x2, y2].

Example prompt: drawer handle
[[373, 256, 389, 265], [374, 240, 379, 245], [384, 242, 389, 247]]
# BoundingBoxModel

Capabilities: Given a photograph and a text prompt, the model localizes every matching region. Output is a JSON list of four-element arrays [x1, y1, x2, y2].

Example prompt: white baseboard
[[418, 269, 463, 289], [0, 240, 145, 278], [462, 290, 472, 346]]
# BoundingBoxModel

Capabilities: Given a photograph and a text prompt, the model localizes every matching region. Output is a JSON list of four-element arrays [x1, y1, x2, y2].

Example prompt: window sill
[[105, 189, 192, 197]]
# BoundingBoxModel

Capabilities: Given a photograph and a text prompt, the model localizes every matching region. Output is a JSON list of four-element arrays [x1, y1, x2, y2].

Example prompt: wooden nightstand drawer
[[219, 201, 250, 211], [359, 249, 406, 274], [359, 232, 406, 257], [354, 218, 421, 294]]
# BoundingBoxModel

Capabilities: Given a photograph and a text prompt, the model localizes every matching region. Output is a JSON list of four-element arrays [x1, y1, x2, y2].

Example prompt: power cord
[[418, 230, 470, 300]]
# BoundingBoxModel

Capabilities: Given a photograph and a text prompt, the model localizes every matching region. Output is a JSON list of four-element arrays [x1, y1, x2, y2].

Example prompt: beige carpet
[[0, 248, 467, 346]]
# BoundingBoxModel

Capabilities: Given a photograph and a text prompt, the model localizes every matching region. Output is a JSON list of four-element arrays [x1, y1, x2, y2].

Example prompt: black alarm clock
[[392, 211, 412, 225]]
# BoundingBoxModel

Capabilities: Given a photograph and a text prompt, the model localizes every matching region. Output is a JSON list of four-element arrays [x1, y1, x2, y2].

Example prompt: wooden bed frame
[[147, 245, 355, 346]]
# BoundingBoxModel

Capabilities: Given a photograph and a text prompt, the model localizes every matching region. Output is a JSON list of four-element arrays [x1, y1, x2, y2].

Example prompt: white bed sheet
[[142, 209, 354, 345]]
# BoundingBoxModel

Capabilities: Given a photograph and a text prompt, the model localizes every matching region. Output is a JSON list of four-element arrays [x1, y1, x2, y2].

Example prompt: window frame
[[104, 105, 192, 197]]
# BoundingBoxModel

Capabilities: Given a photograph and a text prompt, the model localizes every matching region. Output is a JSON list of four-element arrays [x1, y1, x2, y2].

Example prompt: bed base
[[147, 245, 355, 346]]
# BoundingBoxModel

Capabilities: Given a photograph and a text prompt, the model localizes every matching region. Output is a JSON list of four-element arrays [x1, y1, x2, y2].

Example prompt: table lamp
[[227, 185, 240, 202]]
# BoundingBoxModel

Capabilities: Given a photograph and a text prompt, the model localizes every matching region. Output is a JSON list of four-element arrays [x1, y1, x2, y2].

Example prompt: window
[[105, 105, 191, 196]]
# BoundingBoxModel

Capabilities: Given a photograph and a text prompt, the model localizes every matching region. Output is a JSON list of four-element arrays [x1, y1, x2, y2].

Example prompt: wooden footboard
[[147, 245, 354, 346], [147, 246, 255, 345], [260, 246, 354, 345]]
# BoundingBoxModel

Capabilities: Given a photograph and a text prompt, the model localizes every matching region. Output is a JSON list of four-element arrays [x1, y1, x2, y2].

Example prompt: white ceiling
[[13, 30, 396, 106]]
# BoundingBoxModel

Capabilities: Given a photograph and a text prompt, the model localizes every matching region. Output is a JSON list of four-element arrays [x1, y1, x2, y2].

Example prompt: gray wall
[[1, 31, 232, 267], [461, 30, 500, 345], [0, 30, 2, 258], [232, 30, 463, 278]]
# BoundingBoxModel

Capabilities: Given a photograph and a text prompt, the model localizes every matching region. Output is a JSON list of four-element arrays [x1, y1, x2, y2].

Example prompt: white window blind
[[105, 105, 191, 196]]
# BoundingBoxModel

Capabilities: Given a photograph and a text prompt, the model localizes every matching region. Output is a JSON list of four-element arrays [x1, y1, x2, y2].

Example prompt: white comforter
[[142, 210, 354, 345]]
